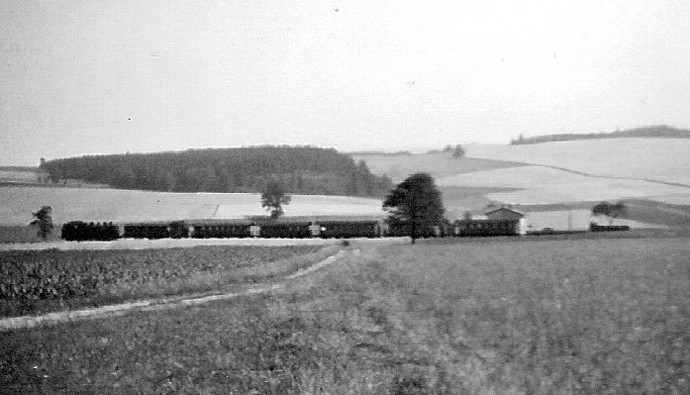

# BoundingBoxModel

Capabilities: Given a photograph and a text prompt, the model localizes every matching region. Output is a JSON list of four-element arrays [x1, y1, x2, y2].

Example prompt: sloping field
[[0, 186, 384, 226], [524, 209, 664, 231], [352, 152, 526, 181], [437, 166, 690, 205], [0, 167, 47, 184], [466, 138, 690, 185]]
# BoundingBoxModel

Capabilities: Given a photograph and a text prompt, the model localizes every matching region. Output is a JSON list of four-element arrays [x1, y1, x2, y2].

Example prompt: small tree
[[591, 201, 627, 225], [261, 179, 291, 219], [452, 144, 465, 158], [30, 205, 53, 240], [383, 172, 445, 244]]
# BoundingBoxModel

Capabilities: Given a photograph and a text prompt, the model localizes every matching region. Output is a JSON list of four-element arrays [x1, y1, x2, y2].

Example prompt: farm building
[[485, 208, 526, 235], [485, 207, 524, 220]]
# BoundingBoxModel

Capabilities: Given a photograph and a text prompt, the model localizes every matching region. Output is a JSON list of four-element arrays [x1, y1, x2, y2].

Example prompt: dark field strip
[[0, 245, 326, 318], [1, 236, 688, 393]]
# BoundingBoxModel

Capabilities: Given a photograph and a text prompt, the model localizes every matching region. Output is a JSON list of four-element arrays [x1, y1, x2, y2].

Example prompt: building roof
[[485, 207, 524, 218]]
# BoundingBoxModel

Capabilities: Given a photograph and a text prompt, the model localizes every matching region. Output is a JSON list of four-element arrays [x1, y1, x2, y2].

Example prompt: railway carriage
[[123, 222, 171, 239], [318, 219, 386, 238], [258, 222, 312, 238], [452, 219, 521, 237], [188, 220, 251, 238]]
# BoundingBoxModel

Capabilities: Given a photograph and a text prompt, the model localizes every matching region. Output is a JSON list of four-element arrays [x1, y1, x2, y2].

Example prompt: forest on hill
[[40, 146, 394, 198], [510, 125, 690, 145]]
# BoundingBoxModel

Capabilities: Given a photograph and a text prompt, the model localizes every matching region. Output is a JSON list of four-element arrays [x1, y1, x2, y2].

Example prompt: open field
[[437, 165, 690, 206], [466, 138, 690, 185], [524, 209, 665, 231], [0, 186, 385, 226], [0, 244, 334, 318], [1, 236, 687, 393], [0, 168, 46, 184], [351, 152, 526, 182]]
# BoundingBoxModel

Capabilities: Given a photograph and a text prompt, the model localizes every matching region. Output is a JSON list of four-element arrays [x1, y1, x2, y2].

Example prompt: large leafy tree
[[383, 172, 445, 244], [592, 201, 627, 225], [30, 205, 53, 240], [261, 179, 292, 219]]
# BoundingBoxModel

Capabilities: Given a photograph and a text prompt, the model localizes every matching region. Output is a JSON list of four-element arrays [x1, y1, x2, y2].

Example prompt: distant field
[[466, 138, 690, 185], [0, 186, 385, 226], [437, 165, 690, 205], [0, 168, 46, 184], [2, 237, 687, 393], [352, 152, 526, 181], [524, 209, 665, 231]]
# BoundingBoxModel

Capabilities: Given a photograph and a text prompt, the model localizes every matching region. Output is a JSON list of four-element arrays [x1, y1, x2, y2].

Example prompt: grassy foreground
[[1, 237, 688, 393]]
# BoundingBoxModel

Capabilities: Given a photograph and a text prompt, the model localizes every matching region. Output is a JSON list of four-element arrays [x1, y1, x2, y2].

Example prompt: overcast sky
[[2, 0, 690, 165]]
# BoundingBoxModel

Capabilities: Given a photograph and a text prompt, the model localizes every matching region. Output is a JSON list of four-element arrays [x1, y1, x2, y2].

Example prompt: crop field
[[1, 236, 687, 393], [524, 209, 665, 231], [0, 245, 330, 318], [351, 152, 526, 182], [437, 165, 690, 206], [465, 138, 690, 185], [0, 186, 385, 226]]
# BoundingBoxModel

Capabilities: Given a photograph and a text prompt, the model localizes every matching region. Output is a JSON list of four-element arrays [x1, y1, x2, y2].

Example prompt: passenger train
[[61, 218, 525, 241]]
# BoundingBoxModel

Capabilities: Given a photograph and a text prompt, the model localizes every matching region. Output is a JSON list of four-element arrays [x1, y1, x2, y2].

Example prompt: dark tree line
[[510, 125, 690, 145], [40, 146, 393, 198]]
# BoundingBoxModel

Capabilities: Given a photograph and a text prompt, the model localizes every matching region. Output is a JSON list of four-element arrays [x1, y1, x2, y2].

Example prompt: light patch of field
[[466, 138, 690, 185], [0, 168, 47, 184], [0, 186, 384, 226], [352, 152, 525, 181], [647, 194, 690, 205], [0, 237, 344, 251], [524, 209, 664, 231], [438, 166, 690, 205]]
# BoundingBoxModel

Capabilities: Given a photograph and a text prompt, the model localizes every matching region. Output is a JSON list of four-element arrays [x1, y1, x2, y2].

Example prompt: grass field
[[466, 138, 690, 185], [351, 152, 526, 182], [0, 186, 385, 227], [437, 165, 690, 206], [1, 236, 687, 393]]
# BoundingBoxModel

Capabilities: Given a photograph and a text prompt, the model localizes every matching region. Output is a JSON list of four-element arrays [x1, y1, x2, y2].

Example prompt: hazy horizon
[[3, 1, 690, 166]]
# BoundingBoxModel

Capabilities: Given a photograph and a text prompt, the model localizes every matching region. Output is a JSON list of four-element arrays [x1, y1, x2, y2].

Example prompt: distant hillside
[[511, 125, 690, 145], [0, 166, 49, 185], [346, 150, 412, 156], [40, 146, 393, 198]]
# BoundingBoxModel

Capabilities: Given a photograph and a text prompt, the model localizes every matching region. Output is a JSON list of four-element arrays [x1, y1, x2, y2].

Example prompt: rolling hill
[[0, 186, 385, 226]]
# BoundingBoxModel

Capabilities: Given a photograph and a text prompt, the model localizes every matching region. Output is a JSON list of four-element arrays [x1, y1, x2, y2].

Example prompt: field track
[[0, 237, 341, 252], [0, 247, 368, 331]]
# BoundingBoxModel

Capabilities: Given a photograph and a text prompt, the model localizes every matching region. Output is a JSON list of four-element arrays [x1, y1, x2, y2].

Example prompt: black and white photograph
[[1, 1, 688, 393]]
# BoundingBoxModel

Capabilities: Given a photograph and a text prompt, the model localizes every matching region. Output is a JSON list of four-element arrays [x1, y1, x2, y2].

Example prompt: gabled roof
[[484, 207, 524, 217]]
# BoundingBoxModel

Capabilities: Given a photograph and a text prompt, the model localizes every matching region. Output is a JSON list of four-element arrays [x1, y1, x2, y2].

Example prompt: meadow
[[466, 138, 690, 186], [1, 236, 687, 393], [0, 186, 385, 226], [350, 153, 526, 182], [437, 165, 690, 206]]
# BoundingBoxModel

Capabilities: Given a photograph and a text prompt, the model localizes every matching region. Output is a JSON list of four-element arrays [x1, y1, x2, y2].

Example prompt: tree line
[[510, 125, 690, 145], [40, 146, 393, 198]]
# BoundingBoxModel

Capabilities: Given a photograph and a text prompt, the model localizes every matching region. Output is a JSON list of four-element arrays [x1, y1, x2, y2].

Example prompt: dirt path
[[0, 249, 354, 332], [0, 237, 341, 252]]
